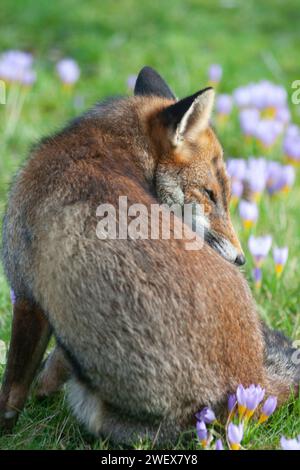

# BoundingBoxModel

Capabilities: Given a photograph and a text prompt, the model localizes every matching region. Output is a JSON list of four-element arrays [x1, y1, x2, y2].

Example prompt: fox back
[[1, 67, 298, 444]]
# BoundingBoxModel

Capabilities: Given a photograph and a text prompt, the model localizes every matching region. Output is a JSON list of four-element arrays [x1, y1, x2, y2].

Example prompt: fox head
[[134, 66, 245, 266]]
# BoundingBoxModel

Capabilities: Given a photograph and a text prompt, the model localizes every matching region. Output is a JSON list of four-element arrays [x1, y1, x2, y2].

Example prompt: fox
[[0, 66, 299, 445]]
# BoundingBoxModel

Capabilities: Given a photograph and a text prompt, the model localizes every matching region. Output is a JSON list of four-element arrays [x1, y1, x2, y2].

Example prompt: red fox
[[0, 67, 299, 445]]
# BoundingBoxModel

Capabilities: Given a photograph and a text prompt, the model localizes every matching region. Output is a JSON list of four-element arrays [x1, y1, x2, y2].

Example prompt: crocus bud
[[227, 422, 244, 450], [259, 396, 277, 423]]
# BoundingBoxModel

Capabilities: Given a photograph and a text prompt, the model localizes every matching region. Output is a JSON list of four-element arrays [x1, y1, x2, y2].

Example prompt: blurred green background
[[0, 0, 299, 450]]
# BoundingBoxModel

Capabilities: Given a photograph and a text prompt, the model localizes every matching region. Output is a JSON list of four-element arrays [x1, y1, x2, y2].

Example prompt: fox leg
[[0, 298, 51, 432], [36, 345, 72, 398]]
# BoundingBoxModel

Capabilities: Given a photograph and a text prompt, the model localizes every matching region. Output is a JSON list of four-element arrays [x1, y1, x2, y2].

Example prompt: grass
[[0, 0, 300, 450]]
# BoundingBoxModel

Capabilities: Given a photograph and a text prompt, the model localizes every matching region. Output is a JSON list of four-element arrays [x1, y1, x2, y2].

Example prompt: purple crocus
[[10, 289, 16, 305], [276, 107, 291, 125], [216, 94, 232, 115], [56, 58, 80, 85], [245, 157, 267, 198], [127, 74, 137, 91], [233, 86, 252, 108], [266, 161, 282, 194], [239, 109, 260, 137], [259, 396, 277, 423], [239, 200, 258, 229], [208, 64, 222, 83], [0, 50, 36, 85], [273, 247, 288, 277], [196, 406, 216, 424], [228, 394, 237, 413], [280, 436, 300, 450], [215, 439, 224, 450], [227, 422, 244, 450], [227, 158, 247, 181], [196, 420, 208, 446], [254, 119, 282, 148], [231, 180, 244, 203], [283, 135, 300, 164], [252, 267, 262, 288], [248, 235, 272, 265], [267, 164, 295, 194], [236, 384, 265, 419]]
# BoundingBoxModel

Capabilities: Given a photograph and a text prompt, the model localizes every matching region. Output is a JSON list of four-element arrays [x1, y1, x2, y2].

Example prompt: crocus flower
[[267, 164, 295, 194], [0, 50, 36, 85], [276, 107, 291, 125], [283, 135, 300, 165], [231, 180, 243, 206], [239, 200, 258, 229], [10, 289, 16, 305], [196, 420, 208, 447], [239, 109, 260, 137], [227, 158, 247, 181], [273, 247, 288, 277], [56, 58, 80, 86], [208, 64, 222, 84], [127, 74, 137, 91], [216, 94, 232, 116], [228, 394, 237, 413], [233, 86, 252, 108], [253, 119, 282, 149], [215, 439, 224, 450], [280, 436, 300, 450], [248, 235, 272, 265], [245, 158, 267, 200], [236, 384, 265, 419], [286, 124, 299, 138], [196, 407, 216, 424], [227, 422, 244, 450], [266, 161, 282, 194], [258, 396, 277, 423], [252, 267, 262, 289]]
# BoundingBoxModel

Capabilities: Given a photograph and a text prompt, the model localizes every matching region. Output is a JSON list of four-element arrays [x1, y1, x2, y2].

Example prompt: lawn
[[0, 0, 299, 450]]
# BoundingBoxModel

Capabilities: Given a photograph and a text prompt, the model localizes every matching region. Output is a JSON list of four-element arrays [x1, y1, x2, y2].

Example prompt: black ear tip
[[199, 86, 214, 94], [138, 66, 157, 76], [134, 66, 176, 100]]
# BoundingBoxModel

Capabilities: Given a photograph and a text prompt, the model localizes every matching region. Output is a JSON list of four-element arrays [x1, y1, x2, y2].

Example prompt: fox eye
[[204, 188, 217, 204]]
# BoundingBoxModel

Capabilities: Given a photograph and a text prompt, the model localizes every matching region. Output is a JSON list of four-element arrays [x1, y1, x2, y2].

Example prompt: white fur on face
[[213, 236, 238, 264]]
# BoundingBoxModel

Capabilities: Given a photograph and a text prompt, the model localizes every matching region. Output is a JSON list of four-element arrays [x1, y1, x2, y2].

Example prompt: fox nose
[[235, 253, 246, 266]]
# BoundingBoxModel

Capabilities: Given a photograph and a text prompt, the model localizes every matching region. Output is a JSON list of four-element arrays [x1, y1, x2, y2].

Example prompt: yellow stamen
[[258, 413, 268, 424], [275, 264, 284, 277], [243, 219, 254, 230], [238, 404, 246, 418], [262, 107, 277, 119], [252, 192, 261, 203], [201, 439, 208, 448], [281, 185, 290, 194], [230, 443, 241, 450], [245, 408, 255, 421], [285, 156, 300, 167], [255, 280, 262, 289]]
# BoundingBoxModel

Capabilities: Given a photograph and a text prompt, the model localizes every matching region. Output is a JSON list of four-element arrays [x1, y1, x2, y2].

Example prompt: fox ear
[[161, 87, 215, 146], [134, 66, 176, 100]]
